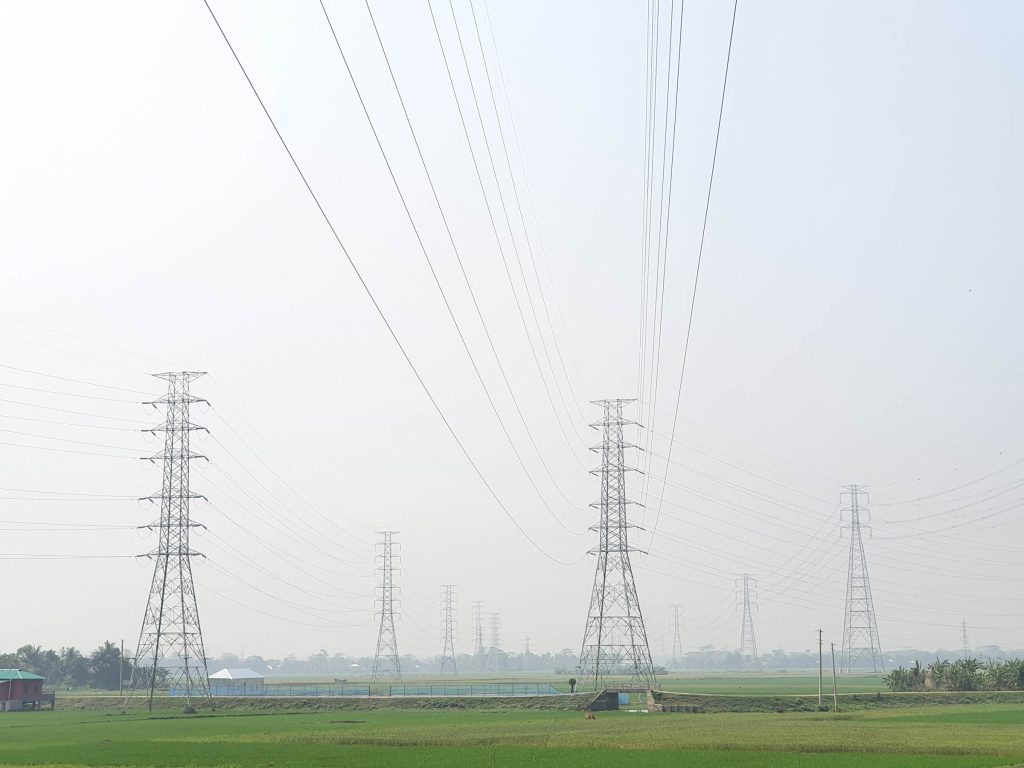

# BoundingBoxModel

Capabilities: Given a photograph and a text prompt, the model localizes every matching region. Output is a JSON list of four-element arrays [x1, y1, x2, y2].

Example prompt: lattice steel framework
[[670, 604, 684, 669], [371, 531, 402, 681], [471, 601, 485, 670], [577, 399, 656, 690], [737, 574, 761, 673], [961, 618, 970, 658], [125, 371, 212, 711], [840, 485, 884, 672], [485, 612, 502, 672], [440, 584, 458, 677]]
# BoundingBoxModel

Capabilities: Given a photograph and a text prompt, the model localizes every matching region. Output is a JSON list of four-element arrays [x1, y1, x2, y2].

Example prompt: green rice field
[[3, 703, 1024, 767]]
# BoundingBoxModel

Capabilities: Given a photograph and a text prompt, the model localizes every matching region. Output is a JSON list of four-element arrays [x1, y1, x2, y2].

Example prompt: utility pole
[[961, 618, 970, 658], [485, 612, 502, 672], [523, 636, 531, 671], [840, 485, 884, 672], [736, 574, 761, 673], [119, 639, 124, 699], [472, 601, 485, 670], [440, 585, 457, 677], [670, 604, 684, 669], [817, 629, 823, 707], [831, 642, 838, 711], [125, 371, 212, 712], [371, 531, 401, 682], [577, 399, 656, 690]]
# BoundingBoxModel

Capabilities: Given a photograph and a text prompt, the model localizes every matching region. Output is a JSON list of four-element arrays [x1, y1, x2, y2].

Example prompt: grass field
[[654, 672, 887, 696], [3, 704, 1024, 767]]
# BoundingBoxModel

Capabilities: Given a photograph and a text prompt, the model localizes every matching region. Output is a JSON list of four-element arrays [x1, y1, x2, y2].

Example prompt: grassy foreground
[[3, 704, 1024, 767]]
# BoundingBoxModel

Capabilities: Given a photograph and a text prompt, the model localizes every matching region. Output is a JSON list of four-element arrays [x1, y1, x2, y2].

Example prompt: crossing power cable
[[426, 0, 590, 469], [438, 0, 590, 452], [469, 0, 589, 429], [318, 0, 582, 534], [647, 0, 739, 547], [344, 0, 586, 513], [480, 0, 592, 406], [202, 0, 575, 566]]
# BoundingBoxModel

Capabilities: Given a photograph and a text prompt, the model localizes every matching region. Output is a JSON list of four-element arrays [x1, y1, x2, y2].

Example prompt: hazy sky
[[1, 0, 1022, 663]]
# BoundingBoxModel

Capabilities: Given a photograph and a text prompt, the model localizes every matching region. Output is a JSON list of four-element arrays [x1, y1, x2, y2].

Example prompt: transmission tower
[[737, 574, 761, 673], [670, 604, 684, 669], [485, 612, 502, 672], [471, 601, 485, 670], [961, 618, 970, 658], [125, 371, 212, 711], [840, 485, 884, 672], [577, 399, 656, 690], [371, 531, 401, 681], [440, 584, 458, 676]]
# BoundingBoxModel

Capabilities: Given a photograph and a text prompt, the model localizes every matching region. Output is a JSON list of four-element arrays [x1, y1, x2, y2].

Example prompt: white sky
[[1, 0, 1022, 662]]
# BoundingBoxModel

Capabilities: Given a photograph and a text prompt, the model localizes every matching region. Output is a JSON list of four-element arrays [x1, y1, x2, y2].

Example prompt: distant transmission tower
[[440, 584, 458, 676], [125, 371, 212, 711], [961, 618, 970, 658], [670, 604, 684, 669], [371, 531, 401, 681], [840, 485, 884, 672], [485, 612, 502, 672], [472, 601, 485, 670], [737, 574, 761, 673], [577, 399, 656, 690]]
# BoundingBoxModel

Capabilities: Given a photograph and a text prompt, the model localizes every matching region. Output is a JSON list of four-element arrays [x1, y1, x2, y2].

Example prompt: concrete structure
[[0, 670, 53, 711]]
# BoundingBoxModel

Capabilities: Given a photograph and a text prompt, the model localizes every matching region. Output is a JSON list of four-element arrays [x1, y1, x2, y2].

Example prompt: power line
[[201, 0, 570, 565], [0, 363, 155, 394], [327, 0, 584, 522], [647, 0, 739, 546], [480, 0, 591, 406], [469, 0, 589, 429], [434, 0, 590, 456]]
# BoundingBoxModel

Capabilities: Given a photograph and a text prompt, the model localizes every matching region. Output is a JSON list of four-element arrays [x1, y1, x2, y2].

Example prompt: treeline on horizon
[[0, 642, 134, 690], [6, 642, 1024, 686]]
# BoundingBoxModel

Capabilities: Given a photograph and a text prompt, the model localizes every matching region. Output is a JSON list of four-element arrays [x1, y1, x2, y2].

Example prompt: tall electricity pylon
[[471, 601, 485, 670], [961, 618, 970, 658], [840, 485, 884, 672], [670, 604, 684, 669], [485, 612, 502, 672], [440, 584, 458, 677], [578, 399, 656, 690], [371, 531, 402, 681], [125, 371, 212, 711], [737, 574, 761, 673]]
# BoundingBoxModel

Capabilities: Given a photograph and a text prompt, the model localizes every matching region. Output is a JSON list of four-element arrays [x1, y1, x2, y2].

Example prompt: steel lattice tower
[[961, 618, 970, 658], [125, 371, 212, 711], [371, 531, 402, 681], [840, 485, 884, 672], [471, 601, 485, 670], [485, 612, 502, 672], [440, 585, 458, 677], [670, 604, 684, 669], [737, 574, 761, 673], [577, 399, 656, 690]]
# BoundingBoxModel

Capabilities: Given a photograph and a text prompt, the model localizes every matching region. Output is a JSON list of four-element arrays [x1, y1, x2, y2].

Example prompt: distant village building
[[1, 670, 54, 711], [208, 668, 265, 695]]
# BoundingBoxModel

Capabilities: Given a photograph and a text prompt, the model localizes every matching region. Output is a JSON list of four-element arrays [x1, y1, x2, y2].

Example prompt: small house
[[0, 669, 53, 711]]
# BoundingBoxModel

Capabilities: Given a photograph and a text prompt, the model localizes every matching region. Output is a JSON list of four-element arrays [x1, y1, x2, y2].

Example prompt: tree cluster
[[0, 641, 135, 690], [885, 658, 1024, 692]]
